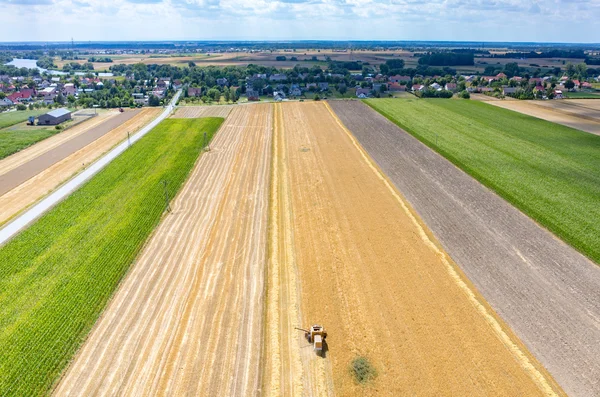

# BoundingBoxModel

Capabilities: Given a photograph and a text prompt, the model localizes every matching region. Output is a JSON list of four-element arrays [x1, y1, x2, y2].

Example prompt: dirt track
[[173, 105, 233, 118], [54, 104, 272, 396], [329, 99, 600, 397], [0, 110, 141, 196], [0, 109, 160, 226], [486, 99, 600, 135], [0, 110, 118, 175], [264, 101, 560, 396]]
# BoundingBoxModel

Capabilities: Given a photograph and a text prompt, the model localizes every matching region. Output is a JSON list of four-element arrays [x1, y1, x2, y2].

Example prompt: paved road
[[329, 100, 600, 397], [0, 110, 140, 196], [0, 91, 181, 246]]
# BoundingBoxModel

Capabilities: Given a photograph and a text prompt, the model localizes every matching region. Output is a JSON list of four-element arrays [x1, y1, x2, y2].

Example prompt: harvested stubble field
[[0, 108, 160, 226], [487, 98, 600, 136], [331, 99, 600, 397], [0, 117, 222, 396], [263, 101, 560, 396], [365, 98, 600, 265], [172, 104, 234, 118], [56, 105, 272, 396], [0, 109, 141, 197]]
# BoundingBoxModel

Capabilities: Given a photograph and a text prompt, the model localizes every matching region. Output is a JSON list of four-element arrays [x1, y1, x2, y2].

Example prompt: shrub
[[459, 90, 471, 99], [16, 104, 27, 111], [350, 356, 377, 384]]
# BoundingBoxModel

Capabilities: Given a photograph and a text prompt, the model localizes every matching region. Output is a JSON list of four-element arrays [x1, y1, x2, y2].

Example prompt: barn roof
[[46, 108, 71, 118]]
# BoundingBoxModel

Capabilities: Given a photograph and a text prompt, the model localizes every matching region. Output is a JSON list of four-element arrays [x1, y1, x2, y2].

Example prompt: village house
[[216, 78, 228, 86], [387, 83, 405, 92], [373, 82, 388, 92], [355, 87, 371, 98], [502, 86, 518, 95], [269, 74, 287, 82], [389, 75, 411, 84], [188, 87, 202, 97], [246, 88, 260, 101], [318, 82, 329, 91], [445, 83, 457, 91], [412, 84, 425, 92]]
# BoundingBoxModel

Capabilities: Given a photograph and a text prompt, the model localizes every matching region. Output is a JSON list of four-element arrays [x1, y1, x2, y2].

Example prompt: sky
[[1, 0, 599, 43]]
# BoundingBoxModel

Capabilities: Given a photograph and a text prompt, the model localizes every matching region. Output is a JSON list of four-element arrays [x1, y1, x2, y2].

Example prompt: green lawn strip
[[0, 117, 223, 396], [565, 92, 600, 99], [364, 98, 600, 264], [0, 110, 47, 130], [0, 127, 66, 160]]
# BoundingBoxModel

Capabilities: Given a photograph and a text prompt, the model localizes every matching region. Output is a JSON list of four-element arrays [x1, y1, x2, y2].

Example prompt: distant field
[[0, 109, 46, 129], [365, 98, 600, 264], [566, 91, 600, 99], [0, 117, 223, 396]]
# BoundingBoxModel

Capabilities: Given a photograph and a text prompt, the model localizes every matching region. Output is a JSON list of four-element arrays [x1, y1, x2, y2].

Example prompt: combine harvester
[[296, 325, 327, 355]]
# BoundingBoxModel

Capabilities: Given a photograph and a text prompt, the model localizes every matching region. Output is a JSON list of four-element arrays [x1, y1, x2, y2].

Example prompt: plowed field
[[0, 108, 160, 226], [263, 101, 562, 396], [55, 105, 272, 396], [331, 99, 600, 397]]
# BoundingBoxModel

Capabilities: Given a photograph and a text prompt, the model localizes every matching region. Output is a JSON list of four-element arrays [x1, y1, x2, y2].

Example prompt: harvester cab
[[296, 324, 327, 355]]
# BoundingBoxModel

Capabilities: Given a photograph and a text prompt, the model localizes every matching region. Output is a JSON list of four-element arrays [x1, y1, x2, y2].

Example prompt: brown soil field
[[172, 105, 234, 118], [0, 108, 160, 226], [329, 99, 600, 397], [264, 101, 561, 396], [0, 109, 117, 176], [487, 99, 600, 135], [0, 109, 141, 196], [54, 104, 272, 396]]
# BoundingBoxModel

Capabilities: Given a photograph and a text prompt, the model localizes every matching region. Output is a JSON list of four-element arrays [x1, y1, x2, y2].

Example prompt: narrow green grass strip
[[0, 117, 223, 396], [0, 128, 65, 160], [365, 98, 600, 264]]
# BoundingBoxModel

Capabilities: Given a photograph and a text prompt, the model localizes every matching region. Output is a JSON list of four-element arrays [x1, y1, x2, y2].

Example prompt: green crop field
[[0, 109, 47, 129], [0, 127, 63, 160], [0, 117, 223, 396], [365, 98, 600, 264], [0, 109, 67, 160], [565, 91, 600, 99]]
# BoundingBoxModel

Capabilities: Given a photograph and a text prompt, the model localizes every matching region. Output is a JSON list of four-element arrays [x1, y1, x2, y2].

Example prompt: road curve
[[0, 91, 180, 246], [329, 99, 600, 397]]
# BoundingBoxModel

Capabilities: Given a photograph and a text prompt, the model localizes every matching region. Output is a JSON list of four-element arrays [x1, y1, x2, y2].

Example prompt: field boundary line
[[323, 101, 560, 397]]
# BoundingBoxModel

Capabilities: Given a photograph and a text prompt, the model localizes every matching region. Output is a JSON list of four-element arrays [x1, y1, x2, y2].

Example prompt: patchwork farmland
[[1, 97, 598, 396]]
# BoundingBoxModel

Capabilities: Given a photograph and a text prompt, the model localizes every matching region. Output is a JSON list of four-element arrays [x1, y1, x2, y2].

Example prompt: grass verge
[[365, 98, 600, 265], [0, 117, 223, 396]]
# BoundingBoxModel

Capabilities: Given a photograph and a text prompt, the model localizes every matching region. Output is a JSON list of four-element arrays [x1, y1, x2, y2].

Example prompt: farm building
[[38, 108, 72, 125]]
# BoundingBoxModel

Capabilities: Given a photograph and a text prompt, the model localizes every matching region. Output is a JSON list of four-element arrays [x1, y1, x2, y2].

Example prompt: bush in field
[[16, 104, 26, 111], [350, 357, 377, 384], [459, 90, 470, 99]]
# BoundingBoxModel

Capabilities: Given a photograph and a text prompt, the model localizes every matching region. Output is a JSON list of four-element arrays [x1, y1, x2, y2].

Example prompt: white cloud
[[0, 0, 598, 42]]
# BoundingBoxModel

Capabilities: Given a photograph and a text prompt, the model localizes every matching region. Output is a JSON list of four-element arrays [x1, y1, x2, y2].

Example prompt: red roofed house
[[388, 82, 406, 92], [389, 75, 411, 83], [572, 80, 581, 89], [582, 82, 593, 89], [496, 72, 507, 79], [534, 85, 545, 92], [7, 89, 36, 104], [445, 83, 457, 91]]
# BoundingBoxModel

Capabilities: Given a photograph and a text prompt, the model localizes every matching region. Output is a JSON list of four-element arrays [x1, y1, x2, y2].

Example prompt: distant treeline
[[87, 57, 113, 63], [418, 52, 474, 66], [490, 50, 586, 59]]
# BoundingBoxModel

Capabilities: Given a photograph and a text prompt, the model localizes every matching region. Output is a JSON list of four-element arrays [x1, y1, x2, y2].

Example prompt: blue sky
[[1, 0, 599, 43]]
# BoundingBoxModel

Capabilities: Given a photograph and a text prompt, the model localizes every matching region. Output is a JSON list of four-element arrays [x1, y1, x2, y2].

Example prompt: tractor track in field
[[329, 99, 600, 397]]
